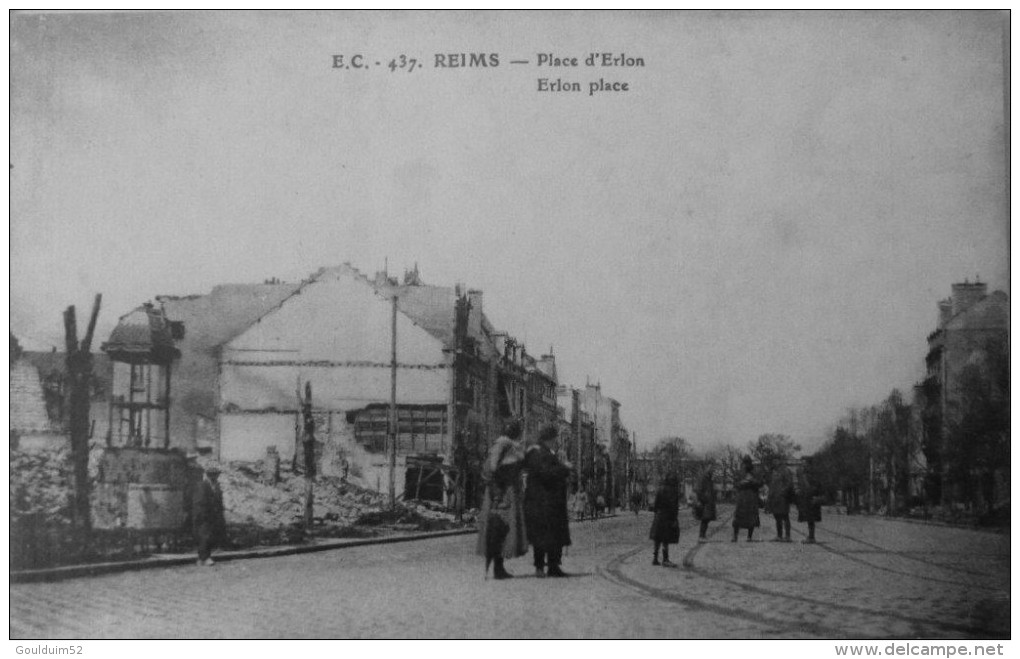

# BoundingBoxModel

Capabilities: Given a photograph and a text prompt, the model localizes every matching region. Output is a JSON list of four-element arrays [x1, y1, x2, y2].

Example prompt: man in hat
[[193, 464, 226, 566], [524, 424, 573, 578], [732, 455, 762, 542]]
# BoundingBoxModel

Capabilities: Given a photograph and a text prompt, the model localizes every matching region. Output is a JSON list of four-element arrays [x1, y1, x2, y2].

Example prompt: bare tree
[[747, 433, 801, 479]]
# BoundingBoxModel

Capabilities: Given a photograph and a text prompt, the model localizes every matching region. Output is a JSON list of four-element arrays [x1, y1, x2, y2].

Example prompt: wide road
[[10, 507, 1009, 639]]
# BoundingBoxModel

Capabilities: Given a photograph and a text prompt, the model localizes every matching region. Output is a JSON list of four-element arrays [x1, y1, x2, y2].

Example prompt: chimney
[[466, 289, 483, 337], [938, 299, 954, 326], [537, 353, 557, 383], [950, 280, 987, 316], [466, 289, 483, 315]]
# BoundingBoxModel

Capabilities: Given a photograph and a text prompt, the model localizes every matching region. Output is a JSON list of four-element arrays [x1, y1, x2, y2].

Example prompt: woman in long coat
[[475, 420, 528, 579], [796, 457, 823, 543], [524, 424, 572, 578], [694, 466, 717, 542], [648, 474, 680, 567], [732, 456, 762, 542], [767, 465, 795, 542]]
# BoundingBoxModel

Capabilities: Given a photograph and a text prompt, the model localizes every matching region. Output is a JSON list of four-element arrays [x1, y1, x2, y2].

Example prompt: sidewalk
[[12, 512, 625, 584], [10, 527, 477, 584]]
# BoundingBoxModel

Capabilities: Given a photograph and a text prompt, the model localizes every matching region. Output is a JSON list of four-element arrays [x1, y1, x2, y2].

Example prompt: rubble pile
[[202, 457, 463, 534], [9, 447, 74, 527]]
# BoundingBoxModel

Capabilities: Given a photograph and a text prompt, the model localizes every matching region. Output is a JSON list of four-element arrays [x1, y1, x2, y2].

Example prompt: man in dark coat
[[649, 474, 680, 566], [694, 466, 717, 542], [524, 424, 572, 578], [732, 456, 762, 542], [193, 465, 227, 566], [767, 465, 796, 542], [797, 456, 823, 543]]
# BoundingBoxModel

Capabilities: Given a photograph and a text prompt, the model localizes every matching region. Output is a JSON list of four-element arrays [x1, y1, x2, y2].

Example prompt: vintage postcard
[[9, 10, 1010, 645]]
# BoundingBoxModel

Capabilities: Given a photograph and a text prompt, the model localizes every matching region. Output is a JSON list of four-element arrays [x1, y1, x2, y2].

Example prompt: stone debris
[[10, 448, 463, 538], [196, 456, 462, 534], [10, 447, 74, 526]]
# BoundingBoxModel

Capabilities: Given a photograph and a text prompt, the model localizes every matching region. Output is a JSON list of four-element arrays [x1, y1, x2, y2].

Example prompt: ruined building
[[103, 263, 560, 508]]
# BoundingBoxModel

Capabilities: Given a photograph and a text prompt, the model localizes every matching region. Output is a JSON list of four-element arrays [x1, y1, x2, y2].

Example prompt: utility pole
[[64, 294, 101, 545], [389, 294, 398, 510], [573, 388, 581, 490]]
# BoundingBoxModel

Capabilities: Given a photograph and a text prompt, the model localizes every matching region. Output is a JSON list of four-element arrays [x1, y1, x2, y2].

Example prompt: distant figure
[[193, 465, 227, 566], [574, 489, 589, 521], [341, 457, 350, 481], [595, 493, 606, 519], [524, 424, 572, 578], [476, 420, 528, 579], [694, 466, 718, 542], [649, 475, 680, 567], [732, 456, 762, 542], [797, 457, 823, 543], [767, 465, 796, 542], [630, 490, 643, 515]]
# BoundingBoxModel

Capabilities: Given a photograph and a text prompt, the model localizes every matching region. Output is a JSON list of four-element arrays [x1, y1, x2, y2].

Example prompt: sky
[[9, 10, 1009, 455]]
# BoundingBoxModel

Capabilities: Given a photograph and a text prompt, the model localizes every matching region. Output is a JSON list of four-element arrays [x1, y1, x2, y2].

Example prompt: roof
[[102, 304, 180, 363], [21, 350, 113, 396], [156, 283, 302, 353]]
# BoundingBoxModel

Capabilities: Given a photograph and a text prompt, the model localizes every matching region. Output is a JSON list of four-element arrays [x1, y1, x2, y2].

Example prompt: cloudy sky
[[10, 11, 1008, 453]]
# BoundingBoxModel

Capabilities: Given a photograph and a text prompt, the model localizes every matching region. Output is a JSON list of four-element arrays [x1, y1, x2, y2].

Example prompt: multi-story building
[[916, 280, 1008, 507]]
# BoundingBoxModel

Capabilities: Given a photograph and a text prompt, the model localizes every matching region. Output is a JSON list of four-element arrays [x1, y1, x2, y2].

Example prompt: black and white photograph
[[8, 10, 1011, 644]]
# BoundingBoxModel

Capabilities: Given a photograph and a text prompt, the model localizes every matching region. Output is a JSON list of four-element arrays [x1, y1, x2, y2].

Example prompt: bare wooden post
[[64, 294, 101, 544], [301, 381, 315, 532]]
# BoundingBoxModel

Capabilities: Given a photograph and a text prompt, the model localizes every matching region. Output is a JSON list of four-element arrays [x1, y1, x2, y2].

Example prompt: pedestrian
[[595, 493, 606, 519], [574, 488, 588, 521], [796, 456, 823, 543], [630, 490, 642, 515], [732, 456, 762, 542], [524, 424, 572, 578], [694, 465, 717, 542], [476, 419, 528, 579], [767, 464, 796, 542], [649, 474, 680, 567], [193, 464, 227, 566]]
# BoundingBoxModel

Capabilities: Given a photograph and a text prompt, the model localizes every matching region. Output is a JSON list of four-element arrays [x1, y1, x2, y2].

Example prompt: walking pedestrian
[[694, 465, 717, 542], [476, 419, 528, 580], [796, 456, 823, 543], [732, 456, 762, 542], [767, 464, 795, 542], [649, 474, 680, 567], [193, 465, 226, 566], [524, 424, 572, 578]]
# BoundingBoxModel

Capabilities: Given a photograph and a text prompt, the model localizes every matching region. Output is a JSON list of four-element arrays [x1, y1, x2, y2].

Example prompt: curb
[[823, 507, 1007, 534], [11, 527, 477, 584]]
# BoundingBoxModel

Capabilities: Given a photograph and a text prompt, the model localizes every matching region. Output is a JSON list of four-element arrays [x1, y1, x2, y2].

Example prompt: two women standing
[[477, 421, 572, 580]]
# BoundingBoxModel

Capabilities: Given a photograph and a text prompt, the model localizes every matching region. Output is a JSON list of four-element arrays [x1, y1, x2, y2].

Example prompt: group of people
[[477, 420, 573, 580], [648, 455, 824, 566]]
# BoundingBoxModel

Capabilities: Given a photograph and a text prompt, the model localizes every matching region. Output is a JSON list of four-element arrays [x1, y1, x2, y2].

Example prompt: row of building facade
[[914, 280, 1008, 510]]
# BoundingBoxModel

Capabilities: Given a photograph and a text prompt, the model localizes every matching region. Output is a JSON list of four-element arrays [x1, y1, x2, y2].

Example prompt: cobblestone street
[[10, 508, 1009, 639]]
